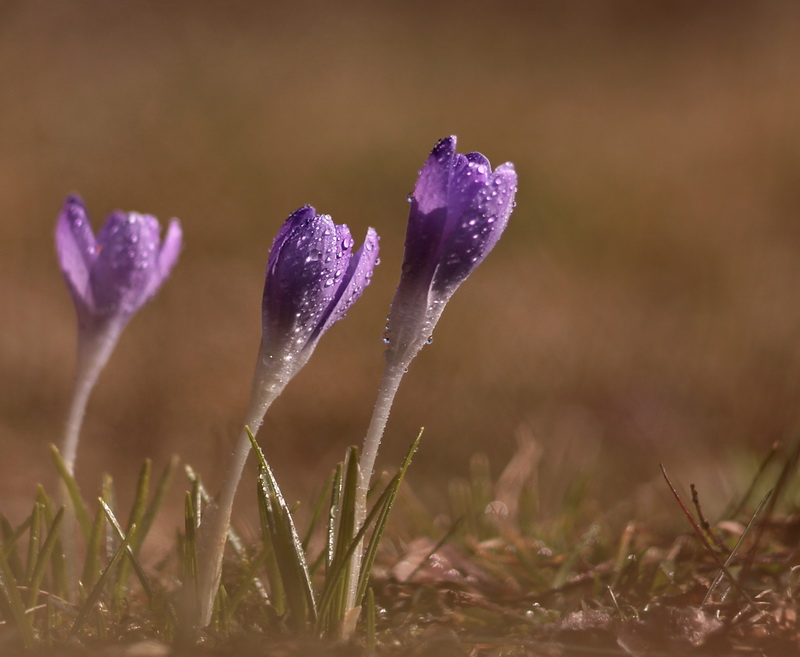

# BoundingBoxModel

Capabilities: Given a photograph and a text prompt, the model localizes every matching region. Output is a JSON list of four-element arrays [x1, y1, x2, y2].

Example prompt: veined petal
[[266, 205, 317, 278], [55, 195, 97, 313], [262, 209, 344, 352], [443, 153, 491, 239], [412, 136, 455, 216], [315, 226, 380, 339], [143, 219, 183, 302], [400, 137, 459, 292], [431, 162, 517, 296], [91, 212, 161, 317]]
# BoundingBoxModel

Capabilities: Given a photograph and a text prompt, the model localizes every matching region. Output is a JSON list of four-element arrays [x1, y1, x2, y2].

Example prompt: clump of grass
[[0, 436, 798, 655]]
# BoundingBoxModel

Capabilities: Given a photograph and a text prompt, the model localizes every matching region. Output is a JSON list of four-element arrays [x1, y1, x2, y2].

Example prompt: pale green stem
[[60, 320, 122, 600], [196, 346, 292, 627], [62, 321, 123, 475], [345, 359, 407, 613]]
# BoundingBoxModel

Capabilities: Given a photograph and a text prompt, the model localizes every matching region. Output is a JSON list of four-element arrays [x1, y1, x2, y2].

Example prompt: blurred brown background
[[2, 0, 800, 522]]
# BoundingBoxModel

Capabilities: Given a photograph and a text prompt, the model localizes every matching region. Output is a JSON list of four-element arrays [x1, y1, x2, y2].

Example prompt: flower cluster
[[53, 135, 517, 630]]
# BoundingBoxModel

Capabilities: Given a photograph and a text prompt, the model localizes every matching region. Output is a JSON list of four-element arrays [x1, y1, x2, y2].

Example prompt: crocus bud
[[385, 136, 517, 367], [55, 194, 183, 476], [196, 205, 379, 627], [257, 205, 380, 387], [55, 194, 183, 333]]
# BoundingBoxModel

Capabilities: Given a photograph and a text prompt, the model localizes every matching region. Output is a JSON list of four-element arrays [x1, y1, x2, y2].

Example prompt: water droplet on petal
[[305, 249, 321, 263]]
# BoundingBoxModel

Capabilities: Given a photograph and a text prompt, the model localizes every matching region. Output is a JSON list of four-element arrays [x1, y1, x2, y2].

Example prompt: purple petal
[[54, 195, 97, 313], [143, 218, 183, 301], [399, 138, 459, 292], [475, 162, 517, 257], [431, 162, 517, 296], [315, 226, 380, 339], [266, 205, 317, 278], [91, 212, 161, 317], [412, 136, 456, 215], [444, 153, 491, 237], [262, 209, 344, 350]]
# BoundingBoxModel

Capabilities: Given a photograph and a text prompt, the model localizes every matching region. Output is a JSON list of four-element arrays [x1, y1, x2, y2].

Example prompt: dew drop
[[406, 193, 414, 203], [305, 249, 322, 263]]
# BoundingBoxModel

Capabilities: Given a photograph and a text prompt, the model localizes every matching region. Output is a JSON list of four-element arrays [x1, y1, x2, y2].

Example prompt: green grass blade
[[135, 456, 178, 551], [71, 522, 137, 637], [82, 479, 112, 593], [126, 459, 151, 536], [26, 507, 65, 609], [1, 514, 30, 580], [327, 446, 360, 629], [316, 462, 403, 632], [99, 501, 153, 603], [35, 487, 67, 598], [183, 492, 199, 595], [365, 587, 376, 653], [327, 463, 343, 572], [0, 536, 34, 649], [24, 503, 41, 585], [185, 464, 251, 560], [49, 444, 91, 539], [264, 487, 316, 629], [257, 487, 286, 616], [102, 474, 117, 562], [114, 460, 151, 598], [249, 428, 317, 627], [302, 471, 336, 553], [355, 429, 422, 606]]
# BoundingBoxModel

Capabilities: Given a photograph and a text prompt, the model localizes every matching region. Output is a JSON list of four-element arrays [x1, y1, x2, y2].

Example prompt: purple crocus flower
[[385, 135, 517, 366], [350, 136, 518, 615], [55, 194, 182, 473], [259, 205, 380, 379], [196, 205, 379, 627], [56, 194, 183, 332]]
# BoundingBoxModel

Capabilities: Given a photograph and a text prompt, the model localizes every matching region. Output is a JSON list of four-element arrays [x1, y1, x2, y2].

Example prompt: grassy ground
[[1, 436, 798, 656]]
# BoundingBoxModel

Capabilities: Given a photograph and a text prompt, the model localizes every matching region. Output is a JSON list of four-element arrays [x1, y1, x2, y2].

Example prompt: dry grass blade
[[702, 489, 772, 607], [660, 463, 759, 610]]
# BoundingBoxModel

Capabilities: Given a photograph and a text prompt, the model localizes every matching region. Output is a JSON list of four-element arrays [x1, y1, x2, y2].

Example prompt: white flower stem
[[59, 320, 122, 601], [196, 347, 290, 627], [346, 359, 407, 612], [62, 322, 122, 475], [359, 362, 407, 496]]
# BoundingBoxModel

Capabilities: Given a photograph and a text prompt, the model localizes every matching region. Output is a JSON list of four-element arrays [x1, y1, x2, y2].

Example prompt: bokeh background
[[2, 0, 800, 525]]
